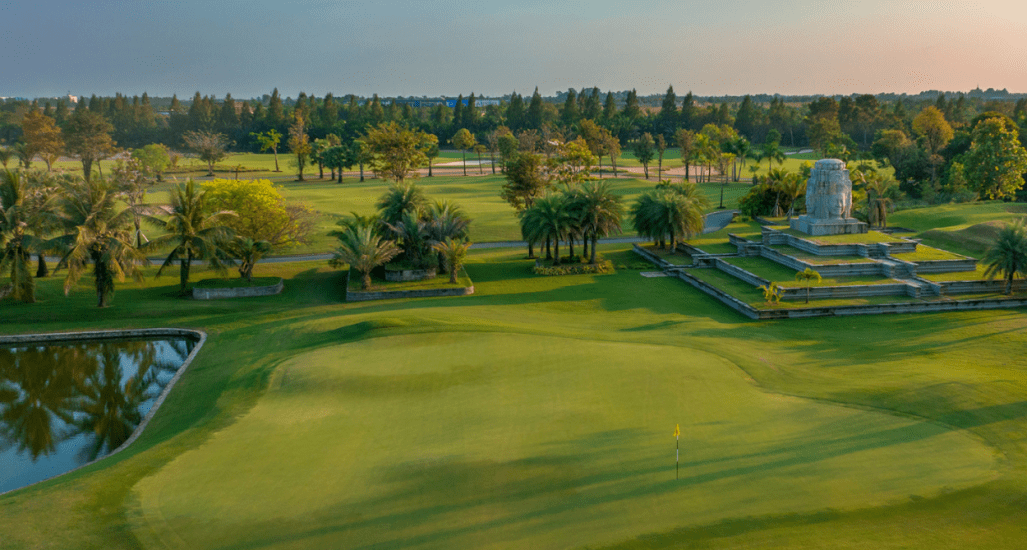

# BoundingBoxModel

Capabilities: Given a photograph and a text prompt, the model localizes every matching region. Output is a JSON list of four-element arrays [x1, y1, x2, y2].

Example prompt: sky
[[2, 0, 1026, 100]]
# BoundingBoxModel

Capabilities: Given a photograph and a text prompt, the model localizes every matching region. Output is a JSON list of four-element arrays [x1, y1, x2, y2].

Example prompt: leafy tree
[[251, 129, 283, 172], [431, 238, 472, 283], [421, 133, 440, 177], [0, 171, 39, 302], [20, 110, 63, 171], [0, 146, 11, 169], [202, 178, 314, 249], [144, 180, 235, 294], [761, 135, 785, 174], [501, 152, 551, 258], [795, 267, 822, 303], [64, 109, 116, 182], [183, 130, 230, 177], [633, 133, 656, 179], [675, 128, 696, 181], [983, 218, 1027, 294], [451, 128, 476, 176], [323, 144, 357, 183], [49, 179, 146, 307], [963, 118, 1027, 199], [329, 225, 401, 290], [130, 143, 171, 181], [363, 122, 430, 183], [912, 106, 954, 186], [287, 115, 311, 181]]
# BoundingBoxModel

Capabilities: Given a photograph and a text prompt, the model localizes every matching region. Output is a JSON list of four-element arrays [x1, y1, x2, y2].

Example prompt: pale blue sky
[[2, 0, 1025, 99]]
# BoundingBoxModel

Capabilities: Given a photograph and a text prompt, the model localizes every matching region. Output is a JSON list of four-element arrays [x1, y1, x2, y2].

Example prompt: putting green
[[131, 332, 996, 550]]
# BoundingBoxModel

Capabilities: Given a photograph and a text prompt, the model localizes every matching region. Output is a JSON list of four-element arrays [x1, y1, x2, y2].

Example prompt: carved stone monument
[[790, 158, 868, 236]]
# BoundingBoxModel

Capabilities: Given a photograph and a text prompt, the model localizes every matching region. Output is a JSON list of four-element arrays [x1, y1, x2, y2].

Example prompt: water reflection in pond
[[0, 338, 194, 494]]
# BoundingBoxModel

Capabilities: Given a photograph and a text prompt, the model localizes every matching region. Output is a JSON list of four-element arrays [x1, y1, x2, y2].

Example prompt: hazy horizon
[[4, 0, 1026, 100]]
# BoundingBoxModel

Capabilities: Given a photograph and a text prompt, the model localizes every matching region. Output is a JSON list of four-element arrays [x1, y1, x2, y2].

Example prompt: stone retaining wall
[[192, 278, 283, 300], [778, 283, 916, 301], [0, 328, 206, 497], [914, 259, 978, 274], [384, 267, 437, 282], [632, 244, 673, 269], [936, 279, 1026, 295], [346, 270, 474, 302], [758, 246, 886, 277], [713, 258, 769, 287]]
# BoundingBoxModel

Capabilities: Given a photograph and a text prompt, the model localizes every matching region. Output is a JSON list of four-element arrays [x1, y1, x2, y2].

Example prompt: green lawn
[[891, 245, 968, 262], [641, 245, 692, 266], [769, 245, 875, 265], [780, 229, 909, 245], [4, 207, 1027, 550]]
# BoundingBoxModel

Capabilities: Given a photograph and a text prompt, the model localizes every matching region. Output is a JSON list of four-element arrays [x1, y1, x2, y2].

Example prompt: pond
[[0, 337, 195, 494]]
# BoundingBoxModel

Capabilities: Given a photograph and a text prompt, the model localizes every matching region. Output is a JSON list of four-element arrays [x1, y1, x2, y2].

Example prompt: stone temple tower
[[790, 159, 868, 236]]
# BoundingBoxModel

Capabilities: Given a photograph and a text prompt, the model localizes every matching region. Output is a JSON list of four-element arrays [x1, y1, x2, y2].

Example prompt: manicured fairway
[[2, 241, 1027, 549], [130, 333, 993, 550]]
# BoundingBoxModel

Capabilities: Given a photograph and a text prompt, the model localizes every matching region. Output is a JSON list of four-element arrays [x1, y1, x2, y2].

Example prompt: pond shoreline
[[0, 328, 207, 497]]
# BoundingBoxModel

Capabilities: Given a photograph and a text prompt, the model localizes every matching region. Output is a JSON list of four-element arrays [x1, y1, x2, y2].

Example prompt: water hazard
[[0, 337, 194, 494]]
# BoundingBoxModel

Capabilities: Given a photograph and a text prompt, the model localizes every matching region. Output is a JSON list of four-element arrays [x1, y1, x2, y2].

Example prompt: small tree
[[451, 128, 476, 176], [363, 122, 430, 183], [655, 134, 667, 181], [432, 238, 471, 283], [251, 129, 283, 172], [183, 130, 230, 177], [633, 133, 656, 179], [21, 110, 64, 172], [131, 144, 171, 181], [982, 218, 1027, 295], [231, 237, 273, 281], [330, 226, 401, 290], [287, 115, 311, 181], [760, 282, 783, 304], [795, 267, 822, 303], [64, 109, 115, 182]]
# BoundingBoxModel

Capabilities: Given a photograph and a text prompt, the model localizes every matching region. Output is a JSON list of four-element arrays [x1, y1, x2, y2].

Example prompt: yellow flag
[[674, 424, 680, 438]]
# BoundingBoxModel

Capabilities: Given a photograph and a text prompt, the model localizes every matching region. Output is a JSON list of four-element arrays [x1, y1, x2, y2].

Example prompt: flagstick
[[676, 433, 679, 480]]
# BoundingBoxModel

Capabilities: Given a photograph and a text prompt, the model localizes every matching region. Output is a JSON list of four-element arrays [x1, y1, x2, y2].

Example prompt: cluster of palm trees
[[631, 181, 710, 251], [1, 168, 260, 307], [518, 181, 625, 266], [330, 182, 473, 289]]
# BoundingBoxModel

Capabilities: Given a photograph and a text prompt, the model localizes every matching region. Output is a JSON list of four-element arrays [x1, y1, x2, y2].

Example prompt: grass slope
[[1, 242, 1026, 550]]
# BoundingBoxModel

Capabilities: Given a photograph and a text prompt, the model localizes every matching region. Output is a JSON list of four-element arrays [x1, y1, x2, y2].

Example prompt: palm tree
[[231, 237, 273, 281], [330, 225, 401, 290], [795, 267, 822, 303], [576, 181, 624, 264], [144, 180, 235, 294], [661, 192, 706, 251], [432, 238, 472, 283], [983, 218, 1027, 295], [376, 182, 426, 226], [385, 210, 431, 267], [527, 195, 575, 265], [427, 200, 471, 269], [762, 140, 785, 174], [49, 179, 147, 307], [774, 172, 806, 220], [0, 170, 40, 302], [861, 173, 896, 229], [631, 191, 670, 249]]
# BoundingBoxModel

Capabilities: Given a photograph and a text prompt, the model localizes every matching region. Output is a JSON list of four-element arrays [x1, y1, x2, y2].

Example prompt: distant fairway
[[130, 332, 993, 550]]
